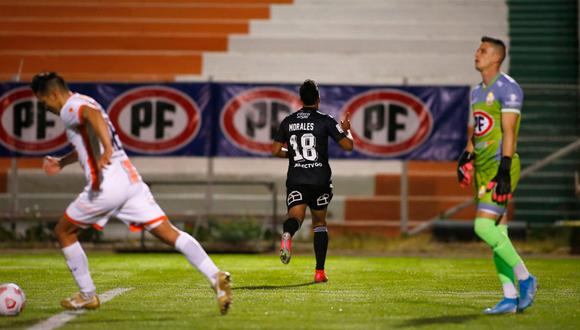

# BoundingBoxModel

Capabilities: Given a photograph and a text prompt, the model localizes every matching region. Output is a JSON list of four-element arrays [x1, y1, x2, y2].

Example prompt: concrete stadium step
[[519, 125, 577, 136], [518, 145, 578, 159], [0, 18, 250, 35], [343, 196, 484, 222], [523, 86, 579, 99], [0, 3, 271, 20], [510, 66, 578, 83], [292, 0, 505, 4], [515, 196, 580, 208], [517, 183, 577, 197], [521, 113, 579, 125], [510, 53, 577, 66], [249, 21, 507, 39], [0, 52, 202, 82], [202, 53, 481, 84], [269, 5, 506, 21], [0, 33, 228, 51], [228, 36, 481, 54], [520, 157, 580, 174], [519, 172, 576, 186], [523, 102, 578, 111], [374, 174, 471, 197], [0, 0, 292, 3]]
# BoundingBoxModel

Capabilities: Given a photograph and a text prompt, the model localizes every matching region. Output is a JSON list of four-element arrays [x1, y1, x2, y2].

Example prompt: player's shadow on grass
[[234, 282, 315, 291], [396, 313, 481, 328]]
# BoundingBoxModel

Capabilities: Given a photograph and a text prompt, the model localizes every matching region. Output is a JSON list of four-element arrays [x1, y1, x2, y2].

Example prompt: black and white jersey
[[274, 107, 346, 187]]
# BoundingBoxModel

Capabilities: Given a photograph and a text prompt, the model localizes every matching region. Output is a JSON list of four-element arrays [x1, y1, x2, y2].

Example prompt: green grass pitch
[[0, 253, 578, 329]]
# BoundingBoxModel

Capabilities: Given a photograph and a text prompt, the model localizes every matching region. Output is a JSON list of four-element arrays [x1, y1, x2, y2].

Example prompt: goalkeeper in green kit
[[457, 37, 537, 314]]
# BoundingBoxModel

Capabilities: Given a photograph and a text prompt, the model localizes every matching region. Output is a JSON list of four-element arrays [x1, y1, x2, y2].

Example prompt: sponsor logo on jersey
[[0, 87, 67, 154], [108, 86, 201, 154], [473, 110, 494, 137], [486, 92, 495, 106], [505, 93, 521, 108], [341, 89, 432, 156], [297, 112, 310, 119], [221, 88, 301, 154]]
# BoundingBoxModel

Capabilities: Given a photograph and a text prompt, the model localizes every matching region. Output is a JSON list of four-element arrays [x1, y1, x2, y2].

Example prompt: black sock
[[313, 226, 328, 270], [283, 218, 301, 237]]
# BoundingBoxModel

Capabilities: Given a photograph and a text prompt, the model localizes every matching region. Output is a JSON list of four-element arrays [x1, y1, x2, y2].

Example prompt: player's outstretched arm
[[81, 105, 113, 170], [271, 141, 288, 158], [42, 151, 77, 176]]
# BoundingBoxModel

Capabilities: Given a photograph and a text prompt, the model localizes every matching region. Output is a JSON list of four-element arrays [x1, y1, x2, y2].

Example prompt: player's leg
[[311, 208, 329, 283], [280, 204, 307, 265], [281, 187, 308, 264], [494, 219, 517, 298], [475, 210, 519, 314], [475, 159, 536, 313], [119, 180, 232, 314], [483, 214, 518, 314], [148, 220, 232, 315], [149, 220, 221, 286], [55, 216, 100, 310]]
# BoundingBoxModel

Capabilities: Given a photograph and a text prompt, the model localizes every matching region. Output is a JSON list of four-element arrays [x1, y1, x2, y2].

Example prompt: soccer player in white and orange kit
[[30, 72, 232, 315]]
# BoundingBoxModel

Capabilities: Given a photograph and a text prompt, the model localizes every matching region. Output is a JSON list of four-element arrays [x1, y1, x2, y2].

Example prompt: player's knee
[[474, 218, 498, 246], [54, 219, 77, 245], [312, 219, 327, 228], [54, 220, 68, 238]]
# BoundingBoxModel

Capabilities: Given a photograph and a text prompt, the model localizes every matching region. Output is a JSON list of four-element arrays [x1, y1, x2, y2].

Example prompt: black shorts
[[286, 185, 333, 211]]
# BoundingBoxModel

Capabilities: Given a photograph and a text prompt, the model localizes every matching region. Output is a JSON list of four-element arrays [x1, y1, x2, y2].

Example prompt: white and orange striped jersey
[[59, 92, 167, 232], [60, 93, 128, 190]]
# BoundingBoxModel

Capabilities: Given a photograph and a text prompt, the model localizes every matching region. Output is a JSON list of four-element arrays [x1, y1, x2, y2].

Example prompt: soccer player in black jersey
[[272, 79, 354, 283]]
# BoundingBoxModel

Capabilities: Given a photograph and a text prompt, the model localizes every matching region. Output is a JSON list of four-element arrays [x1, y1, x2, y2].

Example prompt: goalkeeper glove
[[487, 156, 512, 203], [457, 150, 474, 188]]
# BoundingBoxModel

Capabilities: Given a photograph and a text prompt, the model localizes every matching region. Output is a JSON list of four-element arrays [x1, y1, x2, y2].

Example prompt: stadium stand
[[507, 0, 580, 225], [1, 0, 577, 239]]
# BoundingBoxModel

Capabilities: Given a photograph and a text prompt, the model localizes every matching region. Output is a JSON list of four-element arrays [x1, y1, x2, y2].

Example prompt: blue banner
[[0, 82, 469, 160], [215, 83, 469, 160], [0, 83, 212, 156]]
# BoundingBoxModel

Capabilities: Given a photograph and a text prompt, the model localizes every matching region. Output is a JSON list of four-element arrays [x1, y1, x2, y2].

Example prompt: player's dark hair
[[299, 79, 319, 106], [30, 72, 68, 96], [481, 36, 506, 65]]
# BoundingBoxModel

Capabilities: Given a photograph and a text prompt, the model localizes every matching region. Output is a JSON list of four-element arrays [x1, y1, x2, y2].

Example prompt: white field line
[[27, 287, 133, 330]]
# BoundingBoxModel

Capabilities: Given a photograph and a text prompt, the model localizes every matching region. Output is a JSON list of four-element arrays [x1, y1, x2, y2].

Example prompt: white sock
[[61, 241, 96, 296], [175, 231, 219, 286], [502, 283, 517, 299], [513, 262, 530, 281]]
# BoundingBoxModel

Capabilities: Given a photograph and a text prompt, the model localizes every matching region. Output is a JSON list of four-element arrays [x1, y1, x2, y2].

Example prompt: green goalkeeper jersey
[[470, 72, 524, 170]]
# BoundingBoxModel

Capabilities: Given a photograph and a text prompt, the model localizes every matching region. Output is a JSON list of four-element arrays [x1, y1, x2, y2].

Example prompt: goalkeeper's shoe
[[280, 232, 292, 264], [60, 292, 100, 310], [314, 269, 328, 283], [483, 297, 518, 315], [214, 271, 233, 315], [517, 275, 537, 312]]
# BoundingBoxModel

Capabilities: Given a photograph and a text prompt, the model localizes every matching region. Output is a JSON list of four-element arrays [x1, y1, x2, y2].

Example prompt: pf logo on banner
[[342, 89, 432, 156], [221, 88, 301, 154], [0, 87, 67, 154], [108, 86, 201, 154]]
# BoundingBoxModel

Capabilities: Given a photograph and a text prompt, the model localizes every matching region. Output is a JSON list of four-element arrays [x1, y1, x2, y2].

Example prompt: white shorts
[[64, 158, 167, 232]]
